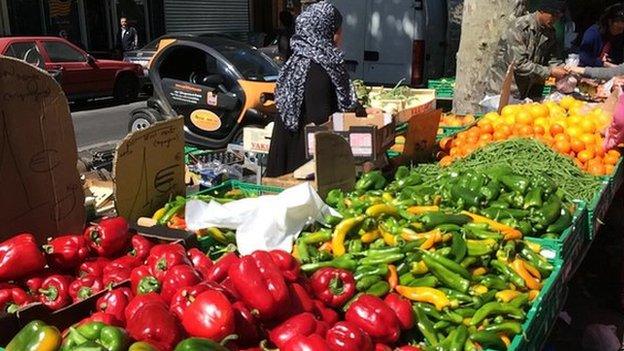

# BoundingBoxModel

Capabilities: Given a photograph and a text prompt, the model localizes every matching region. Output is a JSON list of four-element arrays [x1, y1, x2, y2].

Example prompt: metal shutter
[[164, 0, 249, 34]]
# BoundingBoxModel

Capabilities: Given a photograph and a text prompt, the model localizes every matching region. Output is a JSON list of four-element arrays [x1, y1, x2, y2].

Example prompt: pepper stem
[[39, 287, 59, 301], [329, 276, 344, 296], [259, 340, 279, 351], [219, 334, 239, 346], [78, 287, 92, 300], [5, 303, 19, 314]]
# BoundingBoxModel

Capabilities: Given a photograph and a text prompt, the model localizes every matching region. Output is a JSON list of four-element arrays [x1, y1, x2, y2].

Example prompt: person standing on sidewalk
[[116, 17, 138, 56]]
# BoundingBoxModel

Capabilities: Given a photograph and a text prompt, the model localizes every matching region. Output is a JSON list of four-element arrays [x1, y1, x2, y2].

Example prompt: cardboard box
[[367, 87, 437, 124], [243, 122, 273, 154], [304, 113, 396, 162]]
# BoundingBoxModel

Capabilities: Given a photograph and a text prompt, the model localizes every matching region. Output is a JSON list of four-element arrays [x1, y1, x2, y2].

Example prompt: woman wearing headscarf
[[266, 1, 362, 177]]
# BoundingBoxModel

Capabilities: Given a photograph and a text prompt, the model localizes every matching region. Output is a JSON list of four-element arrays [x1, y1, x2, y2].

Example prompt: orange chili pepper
[[319, 241, 333, 253], [387, 265, 398, 291], [511, 259, 541, 290]]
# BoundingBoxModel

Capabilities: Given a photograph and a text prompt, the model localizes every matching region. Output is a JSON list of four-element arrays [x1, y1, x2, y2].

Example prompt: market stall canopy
[[0, 57, 85, 242]]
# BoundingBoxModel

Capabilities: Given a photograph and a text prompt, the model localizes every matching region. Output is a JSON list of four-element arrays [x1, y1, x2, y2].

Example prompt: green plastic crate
[[587, 179, 613, 240], [525, 201, 588, 282], [497, 258, 565, 351]]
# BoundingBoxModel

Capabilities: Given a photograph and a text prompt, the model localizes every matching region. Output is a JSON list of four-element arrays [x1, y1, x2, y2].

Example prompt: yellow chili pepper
[[332, 216, 364, 256], [529, 289, 540, 301], [495, 290, 521, 303], [396, 286, 451, 310], [472, 285, 488, 295], [501, 335, 511, 347], [361, 230, 380, 244], [511, 259, 541, 290], [206, 227, 229, 243], [522, 260, 542, 280], [463, 318, 471, 326], [382, 192, 394, 203], [400, 228, 441, 242], [472, 267, 488, 276], [526, 242, 542, 253], [407, 205, 440, 215], [291, 244, 300, 260], [152, 207, 167, 221], [366, 204, 398, 217], [420, 230, 443, 250], [411, 261, 429, 275], [379, 224, 398, 246], [460, 211, 523, 240]]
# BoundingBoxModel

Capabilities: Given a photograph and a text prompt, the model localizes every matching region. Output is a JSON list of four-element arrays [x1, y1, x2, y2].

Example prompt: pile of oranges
[[439, 97, 621, 176]]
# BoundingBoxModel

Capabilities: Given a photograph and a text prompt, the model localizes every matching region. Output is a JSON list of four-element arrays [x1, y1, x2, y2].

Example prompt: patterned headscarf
[[275, 1, 355, 132]]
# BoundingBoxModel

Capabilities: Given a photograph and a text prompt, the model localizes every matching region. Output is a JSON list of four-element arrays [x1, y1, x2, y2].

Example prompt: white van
[[330, 0, 449, 86]]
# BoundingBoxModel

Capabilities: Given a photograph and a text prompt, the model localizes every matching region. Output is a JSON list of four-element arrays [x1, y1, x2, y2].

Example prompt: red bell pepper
[[84, 216, 131, 257], [205, 252, 240, 282], [269, 250, 301, 282], [0, 285, 32, 313], [326, 321, 374, 351], [38, 274, 72, 310], [310, 267, 356, 308], [383, 293, 414, 330], [269, 312, 329, 349], [374, 344, 392, 351], [44, 234, 91, 270], [395, 346, 422, 351], [160, 264, 201, 303], [102, 267, 131, 286], [127, 299, 182, 351], [24, 276, 46, 295], [181, 289, 235, 342], [283, 334, 331, 351], [69, 275, 104, 302], [78, 311, 123, 327], [128, 235, 154, 262], [288, 282, 315, 314], [147, 243, 190, 280], [345, 295, 401, 344], [104, 255, 141, 275], [187, 248, 213, 279], [312, 300, 340, 327], [125, 292, 166, 321], [79, 257, 110, 277], [169, 281, 236, 320], [228, 251, 289, 320], [96, 287, 133, 324], [130, 265, 161, 295], [232, 301, 263, 346], [0, 233, 46, 281]]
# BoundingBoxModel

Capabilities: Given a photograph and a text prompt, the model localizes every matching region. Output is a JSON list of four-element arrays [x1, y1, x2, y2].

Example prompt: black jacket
[[117, 27, 138, 52]]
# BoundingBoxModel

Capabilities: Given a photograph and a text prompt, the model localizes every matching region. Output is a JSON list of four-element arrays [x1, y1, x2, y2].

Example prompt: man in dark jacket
[[116, 17, 138, 53], [485, 0, 568, 100]]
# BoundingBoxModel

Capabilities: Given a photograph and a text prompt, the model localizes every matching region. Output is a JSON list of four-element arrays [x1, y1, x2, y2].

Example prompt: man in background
[[485, 0, 568, 101], [117, 17, 138, 55]]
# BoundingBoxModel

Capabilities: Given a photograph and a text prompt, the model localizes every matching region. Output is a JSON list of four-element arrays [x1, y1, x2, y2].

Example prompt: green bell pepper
[[523, 187, 543, 209], [533, 195, 562, 228], [500, 174, 529, 194], [62, 322, 128, 351], [451, 185, 482, 208], [128, 342, 159, 351], [546, 206, 572, 233], [325, 189, 344, 207], [355, 171, 387, 191], [6, 320, 62, 351], [174, 338, 229, 351], [480, 180, 501, 202]]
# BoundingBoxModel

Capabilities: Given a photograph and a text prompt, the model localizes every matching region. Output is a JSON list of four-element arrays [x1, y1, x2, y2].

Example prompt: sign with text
[[114, 117, 185, 222], [0, 57, 85, 242]]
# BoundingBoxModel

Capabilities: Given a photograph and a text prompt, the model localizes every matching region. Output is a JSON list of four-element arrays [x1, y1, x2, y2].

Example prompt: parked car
[[0, 36, 143, 103]]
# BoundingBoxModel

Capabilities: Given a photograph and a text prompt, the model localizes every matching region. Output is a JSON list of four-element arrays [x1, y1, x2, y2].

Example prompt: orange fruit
[[604, 153, 619, 165], [605, 164, 615, 174], [440, 156, 454, 167], [529, 104, 550, 119], [533, 125, 545, 135], [577, 149, 595, 163], [566, 126, 582, 139], [498, 125, 512, 137], [479, 133, 493, 142], [456, 131, 467, 140], [560, 96, 576, 110], [587, 162, 605, 176], [579, 133, 595, 146], [439, 137, 453, 151], [570, 138, 585, 153], [554, 133, 569, 143], [607, 149, 621, 159], [595, 145, 606, 157], [480, 124, 494, 134], [579, 119, 596, 134], [493, 131, 507, 141], [450, 148, 460, 157], [554, 140, 571, 154], [516, 110, 534, 125], [466, 136, 479, 145], [501, 105, 518, 117], [550, 124, 565, 135]]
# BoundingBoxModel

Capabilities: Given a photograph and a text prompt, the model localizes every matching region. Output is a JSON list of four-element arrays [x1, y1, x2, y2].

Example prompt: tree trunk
[[453, 0, 527, 114]]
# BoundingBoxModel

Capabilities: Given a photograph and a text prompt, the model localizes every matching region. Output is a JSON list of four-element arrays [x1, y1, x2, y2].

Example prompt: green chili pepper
[[414, 302, 444, 321], [301, 254, 357, 272], [500, 175, 529, 194], [511, 193, 525, 209], [480, 207, 529, 220], [519, 245, 553, 277], [451, 185, 482, 208], [355, 171, 387, 191], [466, 239, 498, 257], [296, 241, 310, 264], [516, 220, 533, 236], [158, 200, 185, 225], [533, 195, 562, 228], [366, 281, 390, 297], [455, 308, 477, 318], [491, 259, 526, 288], [546, 206, 572, 233], [470, 302, 525, 326], [418, 212, 471, 230], [464, 227, 504, 241], [325, 189, 344, 207], [486, 164, 513, 180], [509, 293, 530, 308], [480, 180, 501, 202], [354, 265, 389, 280], [347, 240, 363, 253], [301, 230, 332, 244], [364, 247, 402, 256], [523, 187, 543, 209], [451, 233, 467, 263], [449, 325, 468, 351], [443, 311, 464, 324], [415, 305, 439, 346], [460, 257, 478, 268], [433, 320, 451, 330], [408, 275, 439, 287], [470, 331, 507, 350], [359, 253, 405, 266], [422, 255, 470, 293], [439, 288, 477, 304], [477, 275, 509, 290], [484, 321, 523, 334], [488, 200, 510, 209], [356, 275, 382, 291], [421, 250, 472, 280], [498, 192, 515, 205], [396, 261, 411, 275]]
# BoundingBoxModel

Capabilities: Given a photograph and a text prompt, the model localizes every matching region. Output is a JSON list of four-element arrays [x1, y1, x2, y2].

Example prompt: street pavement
[[71, 99, 145, 150]]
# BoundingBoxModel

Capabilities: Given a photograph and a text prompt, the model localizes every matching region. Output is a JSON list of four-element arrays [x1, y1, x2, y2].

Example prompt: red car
[[0, 36, 143, 103]]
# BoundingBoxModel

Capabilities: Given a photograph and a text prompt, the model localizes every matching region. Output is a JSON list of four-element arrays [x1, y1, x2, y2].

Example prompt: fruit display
[[438, 98, 619, 175], [439, 113, 476, 128]]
